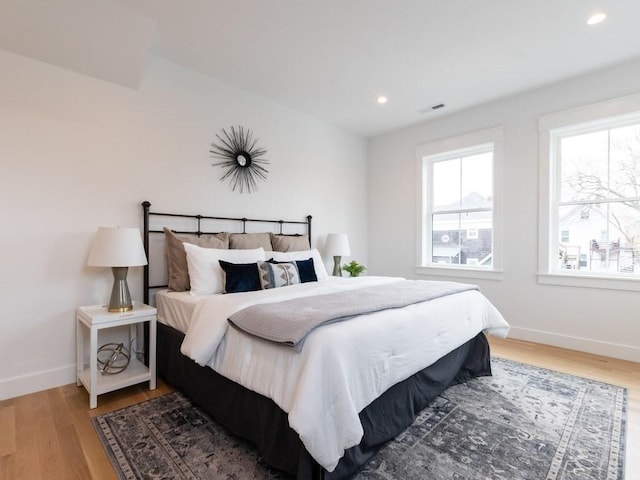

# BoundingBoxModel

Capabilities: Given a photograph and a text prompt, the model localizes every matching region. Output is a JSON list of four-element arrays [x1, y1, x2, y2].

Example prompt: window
[[417, 127, 503, 279], [539, 93, 640, 290]]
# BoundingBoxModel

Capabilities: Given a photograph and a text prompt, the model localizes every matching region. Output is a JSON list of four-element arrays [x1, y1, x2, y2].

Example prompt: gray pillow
[[229, 232, 272, 250], [164, 227, 229, 291], [270, 233, 310, 252]]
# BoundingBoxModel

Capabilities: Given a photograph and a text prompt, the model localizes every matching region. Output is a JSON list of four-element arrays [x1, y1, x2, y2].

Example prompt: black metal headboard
[[141, 200, 312, 304]]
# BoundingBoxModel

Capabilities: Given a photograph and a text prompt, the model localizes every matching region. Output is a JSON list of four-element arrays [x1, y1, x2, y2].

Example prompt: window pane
[[461, 151, 493, 207], [610, 124, 640, 198], [432, 213, 461, 265], [560, 130, 608, 202], [460, 211, 493, 266], [431, 212, 492, 267], [432, 158, 460, 210], [558, 202, 640, 274]]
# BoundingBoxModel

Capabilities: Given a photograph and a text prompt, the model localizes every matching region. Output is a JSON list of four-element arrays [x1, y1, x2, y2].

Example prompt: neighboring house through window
[[538, 93, 640, 291], [417, 127, 503, 280]]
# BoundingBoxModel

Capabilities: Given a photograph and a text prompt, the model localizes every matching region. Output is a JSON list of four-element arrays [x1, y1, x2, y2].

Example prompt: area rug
[[93, 358, 627, 480]]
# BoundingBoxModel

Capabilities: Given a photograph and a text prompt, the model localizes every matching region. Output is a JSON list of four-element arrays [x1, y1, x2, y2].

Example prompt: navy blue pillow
[[294, 258, 318, 283], [218, 260, 261, 293], [269, 257, 318, 283]]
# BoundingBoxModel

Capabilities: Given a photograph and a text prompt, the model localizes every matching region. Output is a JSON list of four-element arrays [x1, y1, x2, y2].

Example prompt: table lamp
[[325, 233, 351, 276], [87, 227, 148, 312]]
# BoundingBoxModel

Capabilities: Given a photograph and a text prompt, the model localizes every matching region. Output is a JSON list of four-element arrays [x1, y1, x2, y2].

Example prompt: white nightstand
[[76, 302, 157, 408]]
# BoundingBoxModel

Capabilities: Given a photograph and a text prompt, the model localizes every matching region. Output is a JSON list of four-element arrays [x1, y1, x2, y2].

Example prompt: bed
[[141, 201, 509, 479]]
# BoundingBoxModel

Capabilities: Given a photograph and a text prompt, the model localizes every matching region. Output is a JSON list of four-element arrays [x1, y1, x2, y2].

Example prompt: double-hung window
[[417, 127, 503, 279], [539, 93, 640, 290]]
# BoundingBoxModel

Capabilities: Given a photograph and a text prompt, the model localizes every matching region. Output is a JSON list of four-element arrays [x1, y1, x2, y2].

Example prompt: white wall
[[368, 58, 640, 362], [0, 50, 368, 399]]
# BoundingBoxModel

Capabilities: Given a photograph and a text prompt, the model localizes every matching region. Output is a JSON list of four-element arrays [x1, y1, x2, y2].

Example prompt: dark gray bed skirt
[[157, 323, 492, 479]]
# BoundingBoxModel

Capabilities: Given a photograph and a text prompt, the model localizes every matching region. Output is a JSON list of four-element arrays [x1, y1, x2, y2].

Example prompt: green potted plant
[[342, 260, 366, 277]]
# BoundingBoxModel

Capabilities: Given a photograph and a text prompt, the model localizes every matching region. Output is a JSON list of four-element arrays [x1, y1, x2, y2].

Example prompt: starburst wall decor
[[210, 125, 269, 194]]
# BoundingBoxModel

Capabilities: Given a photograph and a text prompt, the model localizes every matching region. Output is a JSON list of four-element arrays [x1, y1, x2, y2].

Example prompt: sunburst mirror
[[210, 125, 269, 194]]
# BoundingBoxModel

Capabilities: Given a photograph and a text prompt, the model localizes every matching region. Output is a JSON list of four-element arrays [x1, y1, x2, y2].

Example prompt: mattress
[[155, 290, 199, 332]]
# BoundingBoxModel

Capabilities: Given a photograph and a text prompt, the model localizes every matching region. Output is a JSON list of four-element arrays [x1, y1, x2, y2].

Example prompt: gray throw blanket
[[228, 280, 478, 347]]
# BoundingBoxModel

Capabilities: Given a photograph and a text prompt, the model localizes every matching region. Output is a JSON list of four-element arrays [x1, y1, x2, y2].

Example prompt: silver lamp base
[[109, 266, 133, 312], [332, 256, 343, 276]]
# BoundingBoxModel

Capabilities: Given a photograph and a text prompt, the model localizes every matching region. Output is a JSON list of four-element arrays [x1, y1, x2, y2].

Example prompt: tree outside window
[[555, 121, 640, 274]]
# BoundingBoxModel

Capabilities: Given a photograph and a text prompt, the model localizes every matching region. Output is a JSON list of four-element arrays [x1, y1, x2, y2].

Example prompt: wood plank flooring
[[0, 337, 638, 479]]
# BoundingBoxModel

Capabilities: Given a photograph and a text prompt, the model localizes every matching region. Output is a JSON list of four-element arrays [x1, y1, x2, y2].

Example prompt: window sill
[[415, 266, 504, 281], [537, 272, 640, 292]]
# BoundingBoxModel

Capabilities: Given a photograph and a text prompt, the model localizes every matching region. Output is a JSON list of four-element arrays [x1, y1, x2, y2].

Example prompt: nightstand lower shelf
[[78, 357, 151, 396]]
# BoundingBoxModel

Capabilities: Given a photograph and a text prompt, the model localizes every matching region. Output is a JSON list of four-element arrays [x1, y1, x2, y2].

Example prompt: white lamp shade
[[325, 233, 351, 256], [87, 227, 148, 267]]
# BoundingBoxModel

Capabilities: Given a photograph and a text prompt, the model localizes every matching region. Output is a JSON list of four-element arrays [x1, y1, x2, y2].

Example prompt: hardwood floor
[[0, 337, 638, 479], [0, 380, 174, 480]]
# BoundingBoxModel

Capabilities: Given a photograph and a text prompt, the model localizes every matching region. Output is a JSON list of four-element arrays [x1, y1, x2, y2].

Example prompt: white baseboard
[[0, 364, 76, 401], [508, 326, 640, 363]]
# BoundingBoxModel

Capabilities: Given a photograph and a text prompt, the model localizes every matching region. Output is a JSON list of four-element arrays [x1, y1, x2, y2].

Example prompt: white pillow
[[184, 243, 266, 295], [269, 248, 329, 280]]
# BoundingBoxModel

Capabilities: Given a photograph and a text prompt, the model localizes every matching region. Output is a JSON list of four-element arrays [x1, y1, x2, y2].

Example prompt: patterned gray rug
[[93, 358, 627, 480]]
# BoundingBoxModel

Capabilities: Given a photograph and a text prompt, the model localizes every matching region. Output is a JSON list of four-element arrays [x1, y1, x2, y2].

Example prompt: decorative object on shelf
[[87, 227, 148, 312], [325, 233, 351, 276], [97, 342, 131, 374], [210, 125, 269, 193], [342, 260, 366, 277]]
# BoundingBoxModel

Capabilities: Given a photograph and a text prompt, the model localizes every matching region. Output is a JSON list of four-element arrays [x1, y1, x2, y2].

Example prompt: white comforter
[[180, 276, 509, 472]]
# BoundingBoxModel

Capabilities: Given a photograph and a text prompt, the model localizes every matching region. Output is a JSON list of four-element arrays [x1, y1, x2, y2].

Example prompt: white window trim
[[415, 265, 504, 281], [416, 126, 504, 281], [538, 92, 640, 291]]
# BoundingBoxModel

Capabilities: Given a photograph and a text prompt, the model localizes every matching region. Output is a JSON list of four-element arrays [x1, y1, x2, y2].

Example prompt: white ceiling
[[2, 1, 640, 137]]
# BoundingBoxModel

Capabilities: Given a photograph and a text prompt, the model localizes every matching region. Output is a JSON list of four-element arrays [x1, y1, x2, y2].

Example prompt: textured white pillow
[[184, 243, 266, 295], [269, 248, 329, 280]]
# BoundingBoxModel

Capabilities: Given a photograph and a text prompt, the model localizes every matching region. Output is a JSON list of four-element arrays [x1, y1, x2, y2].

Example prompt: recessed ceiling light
[[587, 12, 606, 25], [377, 96, 388, 104]]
